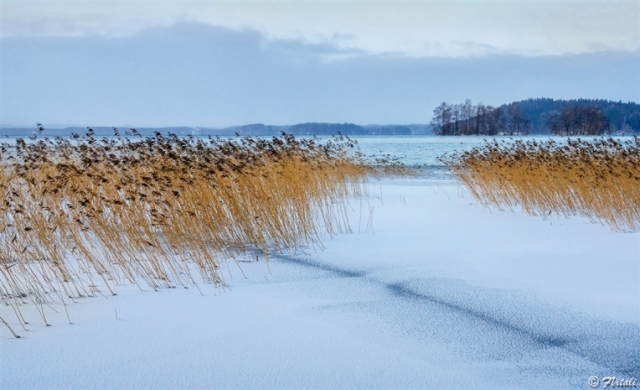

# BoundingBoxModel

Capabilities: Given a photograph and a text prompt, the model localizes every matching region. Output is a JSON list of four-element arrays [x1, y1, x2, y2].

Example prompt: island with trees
[[430, 98, 640, 136]]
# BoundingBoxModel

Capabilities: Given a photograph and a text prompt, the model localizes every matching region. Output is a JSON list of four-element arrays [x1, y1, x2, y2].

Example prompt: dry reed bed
[[0, 133, 407, 330], [441, 137, 640, 232]]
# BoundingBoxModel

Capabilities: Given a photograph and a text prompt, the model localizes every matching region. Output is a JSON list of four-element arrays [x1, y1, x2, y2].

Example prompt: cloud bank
[[2, 23, 639, 127], [4, 1, 639, 57]]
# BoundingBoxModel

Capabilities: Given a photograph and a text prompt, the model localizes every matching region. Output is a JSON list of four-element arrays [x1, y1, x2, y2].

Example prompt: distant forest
[[240, 123, 413, 136], [512, 98, 640, 134], [430, 100, 528, 136], [431, 98, 640, 136], [2, 98, 637, 138], [0, 123, 427, 137]]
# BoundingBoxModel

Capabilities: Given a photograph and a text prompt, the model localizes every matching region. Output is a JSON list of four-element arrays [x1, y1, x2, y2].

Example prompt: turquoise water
[[341, 135, 637, 179], [349, 135, 638, 167], [353, 136, 493, 167]]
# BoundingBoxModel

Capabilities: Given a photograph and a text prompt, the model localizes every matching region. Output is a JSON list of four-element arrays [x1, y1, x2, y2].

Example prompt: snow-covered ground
[[2, 179, 638, 389]]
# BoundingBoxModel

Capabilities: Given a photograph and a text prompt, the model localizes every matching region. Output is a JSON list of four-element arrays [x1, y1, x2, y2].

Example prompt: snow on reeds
[[441, 137, 640, 232], [0, 133, 408, 331]]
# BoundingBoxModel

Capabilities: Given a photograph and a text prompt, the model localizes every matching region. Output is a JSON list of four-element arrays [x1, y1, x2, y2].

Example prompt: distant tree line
[[547, 105, 609, 136], [1, 123, 415, 138], [430, 100, 530, 136], [432, 98, 639, 136], [286, 123, 367, 136], [500, 98, 640, 134], [224, 123, 413, 136]]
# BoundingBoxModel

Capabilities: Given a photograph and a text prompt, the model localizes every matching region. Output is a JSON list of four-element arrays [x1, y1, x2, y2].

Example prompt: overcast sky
[[2, 1, 639, 127]]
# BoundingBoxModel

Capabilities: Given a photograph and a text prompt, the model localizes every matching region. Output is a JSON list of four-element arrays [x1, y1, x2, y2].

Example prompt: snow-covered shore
[[2, 179, 638, 389]]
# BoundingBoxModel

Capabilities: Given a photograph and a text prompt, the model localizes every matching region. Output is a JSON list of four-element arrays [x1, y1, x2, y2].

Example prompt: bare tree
[[486, 106, 505, 135], [460, 99, 474, 135], [432, 100, 529, 136], [431, 102, 450, 135], [507, 103, 531, 135], [548, 105, 609, 135]]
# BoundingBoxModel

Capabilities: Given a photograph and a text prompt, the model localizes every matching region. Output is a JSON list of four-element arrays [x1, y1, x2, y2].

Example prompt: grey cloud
[[331, 33, 356, 41], [457, 41, 502, 54], [266, 38, 365, 57], [1, 22, 638, 127]]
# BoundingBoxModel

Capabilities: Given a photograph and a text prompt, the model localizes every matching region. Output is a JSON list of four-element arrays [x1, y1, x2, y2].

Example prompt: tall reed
[[0, 132, 407, 330], [441, 137, 640, 231]]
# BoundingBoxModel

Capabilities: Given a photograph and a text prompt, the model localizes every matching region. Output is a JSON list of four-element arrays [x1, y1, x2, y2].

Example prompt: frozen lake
[[2, 179, 638, 389]]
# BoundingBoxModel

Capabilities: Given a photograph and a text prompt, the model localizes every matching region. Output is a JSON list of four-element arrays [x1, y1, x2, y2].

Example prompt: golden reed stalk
[[0, 133, 408, 329], [441, 137, 640, 232]]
